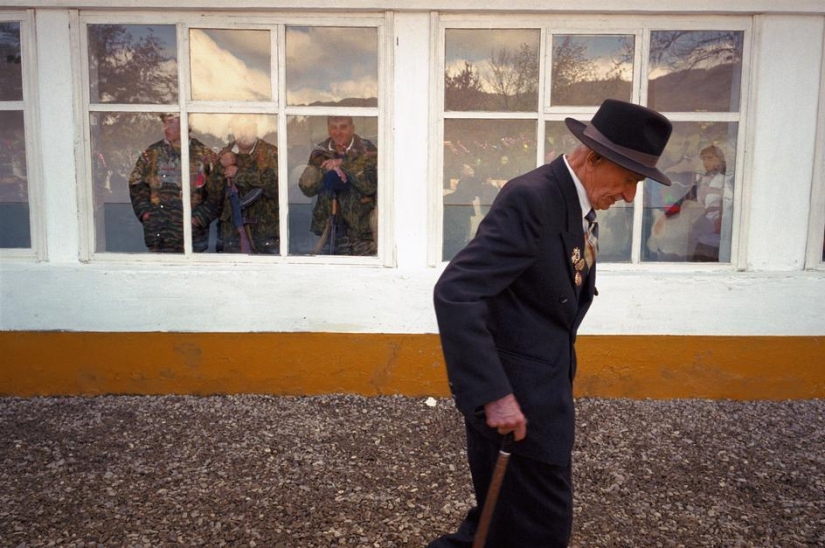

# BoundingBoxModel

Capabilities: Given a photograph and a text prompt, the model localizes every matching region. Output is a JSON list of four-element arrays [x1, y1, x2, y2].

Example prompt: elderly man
[[298, 116, 378, 256], [429, 99, 673, 548]]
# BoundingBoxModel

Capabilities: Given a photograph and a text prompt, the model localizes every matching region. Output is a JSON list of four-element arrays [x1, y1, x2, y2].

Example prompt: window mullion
[[178, 22, 193, 256], [277, 23, 288, 257]]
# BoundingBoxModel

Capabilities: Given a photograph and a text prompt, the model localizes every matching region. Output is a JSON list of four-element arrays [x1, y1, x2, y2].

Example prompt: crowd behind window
[[86, 23, 379, 257]]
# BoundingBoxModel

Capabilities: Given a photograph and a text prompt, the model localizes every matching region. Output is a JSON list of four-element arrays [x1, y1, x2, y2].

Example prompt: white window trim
[[75, 10, 392, 266], [0, 10, 45, 260], [806, 31, 825, 270], [431, 13, 753, 271]]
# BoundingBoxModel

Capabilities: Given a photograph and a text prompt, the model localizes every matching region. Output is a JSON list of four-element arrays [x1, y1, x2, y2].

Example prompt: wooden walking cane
[[473, 433, 514, 548]]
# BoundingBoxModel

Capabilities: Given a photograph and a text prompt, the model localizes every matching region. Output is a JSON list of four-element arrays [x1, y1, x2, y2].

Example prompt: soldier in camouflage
[[215, 117, 279, 254], [298, 116, 378, 256], [128, 114, 222, 253]]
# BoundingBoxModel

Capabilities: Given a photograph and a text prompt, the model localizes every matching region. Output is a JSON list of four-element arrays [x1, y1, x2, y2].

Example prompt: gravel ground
[[0, 395, 823, 548]]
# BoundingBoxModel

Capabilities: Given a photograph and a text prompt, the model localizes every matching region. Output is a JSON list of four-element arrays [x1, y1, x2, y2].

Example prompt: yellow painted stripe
[[1, 332, 822, 399]]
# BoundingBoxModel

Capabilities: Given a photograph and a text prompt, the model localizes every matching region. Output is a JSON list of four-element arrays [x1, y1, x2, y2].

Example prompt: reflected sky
[[286, 26, 378, 106]]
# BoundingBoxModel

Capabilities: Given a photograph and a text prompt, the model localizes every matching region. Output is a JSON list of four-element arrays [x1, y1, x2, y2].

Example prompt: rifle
[[226, 177, 256, 254], [312, 192, 339, 255]]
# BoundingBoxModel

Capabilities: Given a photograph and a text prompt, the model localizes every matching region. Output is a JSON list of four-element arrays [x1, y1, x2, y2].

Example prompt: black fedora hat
[[565, 99, 673, 186]]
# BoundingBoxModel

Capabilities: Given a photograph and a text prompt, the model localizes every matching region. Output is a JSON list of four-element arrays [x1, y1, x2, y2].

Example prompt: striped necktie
[[584, 209, 599, 269]]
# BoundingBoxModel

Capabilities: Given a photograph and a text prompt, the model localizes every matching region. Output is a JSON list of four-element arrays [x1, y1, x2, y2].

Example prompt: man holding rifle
[[298, 116, 378, 256], [216, 116, 280, 254]]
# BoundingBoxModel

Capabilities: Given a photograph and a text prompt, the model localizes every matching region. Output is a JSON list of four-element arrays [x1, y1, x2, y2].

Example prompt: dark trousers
[[428, 422, 573, 548]]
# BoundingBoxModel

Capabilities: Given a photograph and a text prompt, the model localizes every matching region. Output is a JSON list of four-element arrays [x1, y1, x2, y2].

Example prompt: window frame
[[76, 11, 391, 265], [432, 14, 753, 270], [0, 10, 44, 259]]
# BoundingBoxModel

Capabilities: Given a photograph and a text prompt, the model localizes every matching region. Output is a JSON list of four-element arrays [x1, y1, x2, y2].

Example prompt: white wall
[[746, 15, 824, 271], [0, 9, 824, 337]]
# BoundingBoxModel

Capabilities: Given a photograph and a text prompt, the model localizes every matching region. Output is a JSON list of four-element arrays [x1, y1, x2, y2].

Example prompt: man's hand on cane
[[484, 393, 527, 441]]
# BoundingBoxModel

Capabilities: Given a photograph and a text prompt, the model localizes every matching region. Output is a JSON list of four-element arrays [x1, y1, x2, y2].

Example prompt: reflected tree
[[445, 61, 484, 111], [0, 23, 22, 100], [650, 31, 742, 71], [487, 43, 538, 111], [552, 37, 595, 101], [444, 43, 538, 112], [88, 25, 177, 104], [551, 36, 633, 106]]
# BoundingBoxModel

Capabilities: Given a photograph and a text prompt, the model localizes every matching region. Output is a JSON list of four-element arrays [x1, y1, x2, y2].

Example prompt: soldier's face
[[234, 123, 258, 149], [163, 116, 181, 147], [328, 119, 355, 149]]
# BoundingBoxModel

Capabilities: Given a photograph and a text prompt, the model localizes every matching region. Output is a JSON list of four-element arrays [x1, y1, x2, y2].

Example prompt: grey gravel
[[0, 395, 823, 547]]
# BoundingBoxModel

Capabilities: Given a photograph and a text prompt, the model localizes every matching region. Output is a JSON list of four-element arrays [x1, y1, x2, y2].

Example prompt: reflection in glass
[[190, 113, 279, 254], [445, 29, 540, 112], [643, 121, 737, 262], [0, 111, 29, 248], [190, 29, 272, 102], [90, 112, 221, 253], [544, 120, 581, 164], [87, 24, 178, 104], [545, 121, 633, 262], [288, 115, 378, 256], [443, 119, 536, 260], [551, 35, 634, 107], [648, 30, 744, 112], [286, 27, 378, 107], [0, 22, 23, 101]]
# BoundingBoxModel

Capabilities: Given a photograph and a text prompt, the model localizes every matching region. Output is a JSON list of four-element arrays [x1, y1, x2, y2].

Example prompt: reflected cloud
[[189, 113, 276, 146], [446, 29, 539, 65], [286, 26, 378, 105], [190, 29, 271, 101]]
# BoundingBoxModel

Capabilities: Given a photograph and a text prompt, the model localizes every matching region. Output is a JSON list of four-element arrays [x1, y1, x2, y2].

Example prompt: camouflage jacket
[[215, 139, 279, 253], [298, 135, 377, 243], [128, 138, 221, 252]]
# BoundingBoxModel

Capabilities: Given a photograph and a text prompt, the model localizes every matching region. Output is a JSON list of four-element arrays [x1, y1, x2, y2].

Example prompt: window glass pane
[[0, 22, 23, 101], [88, 24, 178, 104], [643, 121, 737, 262], [0, 111, 29, 248], [91, 112, 220, 253], [286, 27, 378, 107], [290, 115, 378, 256], [443, 119, 536, 260], [190, 113, 278, 254], [190, 29, 272, 102], [551, 34, 634, 107], [445, 29, 540, 112], [648, 30, 744, 112]]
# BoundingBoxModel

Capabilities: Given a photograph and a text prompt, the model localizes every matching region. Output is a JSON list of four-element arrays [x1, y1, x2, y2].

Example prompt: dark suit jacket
[[434, 156, 596, 466]]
